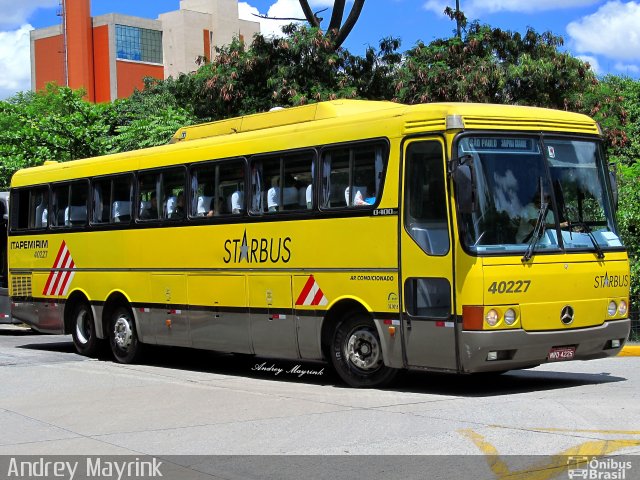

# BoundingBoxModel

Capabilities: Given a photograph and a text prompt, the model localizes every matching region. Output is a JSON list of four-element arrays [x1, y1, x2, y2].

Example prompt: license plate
[[548, 346, 576, 361]]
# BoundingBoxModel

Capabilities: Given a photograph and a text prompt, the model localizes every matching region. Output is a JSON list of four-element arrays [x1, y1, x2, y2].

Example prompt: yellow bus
[[8, 100, 631, 387]]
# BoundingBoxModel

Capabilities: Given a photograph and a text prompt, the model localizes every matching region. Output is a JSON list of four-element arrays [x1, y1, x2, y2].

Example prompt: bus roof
[[169, 100, 404, 143], [11, 100, 600, 188]]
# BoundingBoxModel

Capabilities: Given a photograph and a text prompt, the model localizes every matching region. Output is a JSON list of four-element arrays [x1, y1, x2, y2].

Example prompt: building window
[[115, 25, 163, 64]]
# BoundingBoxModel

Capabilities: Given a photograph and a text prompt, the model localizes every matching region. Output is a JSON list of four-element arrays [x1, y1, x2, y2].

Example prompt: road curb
[[619, 345, 640, 357]]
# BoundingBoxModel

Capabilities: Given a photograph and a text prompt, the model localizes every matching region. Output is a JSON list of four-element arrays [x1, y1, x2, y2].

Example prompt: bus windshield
[[457, 135, 622, 255]]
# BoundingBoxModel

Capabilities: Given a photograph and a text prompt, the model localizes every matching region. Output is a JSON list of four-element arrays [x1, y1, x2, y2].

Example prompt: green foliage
[[111, 105, 197, 152], [618, 164, 640, 311], [344, 37, 403, 100], [605, 78, 640, 313], [0, 85, 113, 188], [394, 22, 596, 109], [110, 83, 198, 152], [191, 27, 359, 119]]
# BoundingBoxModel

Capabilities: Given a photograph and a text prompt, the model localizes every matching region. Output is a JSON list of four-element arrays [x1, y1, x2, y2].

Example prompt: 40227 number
[[487, 280, 531, 294]]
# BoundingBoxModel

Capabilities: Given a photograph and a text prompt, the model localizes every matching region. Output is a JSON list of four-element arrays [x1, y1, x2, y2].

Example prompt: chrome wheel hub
[[346, 328, 381, 371], [75, 310, 90, 345], [113, 316, 133, 350]]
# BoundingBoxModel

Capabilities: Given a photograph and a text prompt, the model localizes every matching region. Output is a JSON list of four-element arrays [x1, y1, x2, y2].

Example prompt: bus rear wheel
[[331, 312, 397, 388], [109, 305, 143, 364], [71, 302, 101, 357]]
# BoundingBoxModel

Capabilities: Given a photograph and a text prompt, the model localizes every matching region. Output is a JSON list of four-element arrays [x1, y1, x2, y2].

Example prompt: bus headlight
[[504, 308, 517, 325], [618, 300, 628, 316], [485, 309, 499, 327], [607, 301, 617, 317]]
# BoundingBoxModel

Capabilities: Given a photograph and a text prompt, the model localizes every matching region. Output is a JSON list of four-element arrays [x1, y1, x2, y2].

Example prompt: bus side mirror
[[451, 155, 476, 215], [609, 169, 619, 210]]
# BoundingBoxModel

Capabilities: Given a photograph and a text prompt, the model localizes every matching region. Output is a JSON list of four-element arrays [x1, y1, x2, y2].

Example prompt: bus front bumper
[[459, 319, 631, 373]]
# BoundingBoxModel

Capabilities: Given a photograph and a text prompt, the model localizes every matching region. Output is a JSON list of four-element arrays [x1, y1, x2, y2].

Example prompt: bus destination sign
[[464, 137, 537, 153]]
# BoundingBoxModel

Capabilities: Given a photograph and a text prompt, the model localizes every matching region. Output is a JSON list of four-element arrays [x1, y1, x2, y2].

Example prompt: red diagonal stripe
[[49, 250, 71, 296], [295, 275, 316, 305], [311, 288, 325, 306], [55, 259, 75, 296], [42, 242, 67, 295]]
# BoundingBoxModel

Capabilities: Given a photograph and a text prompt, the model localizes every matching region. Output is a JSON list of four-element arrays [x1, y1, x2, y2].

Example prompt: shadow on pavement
[[12, 334, 627, 396]]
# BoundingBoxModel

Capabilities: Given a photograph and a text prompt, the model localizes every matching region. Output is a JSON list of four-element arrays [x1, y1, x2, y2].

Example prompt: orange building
[[30, 0, 260, 103]]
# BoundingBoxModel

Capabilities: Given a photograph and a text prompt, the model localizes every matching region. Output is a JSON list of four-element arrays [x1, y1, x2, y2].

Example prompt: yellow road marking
[[532, 427, 640, 436], [459, 429, 640, 480]]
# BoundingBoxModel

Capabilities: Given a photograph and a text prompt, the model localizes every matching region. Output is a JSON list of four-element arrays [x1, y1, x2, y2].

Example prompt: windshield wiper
[[521, 202, 549, 263], [565, 220, 605, 259]]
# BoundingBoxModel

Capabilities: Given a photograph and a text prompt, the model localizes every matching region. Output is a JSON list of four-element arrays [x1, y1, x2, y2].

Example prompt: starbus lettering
[[593, 273, 630, 289], [223, 230, 292, 264]]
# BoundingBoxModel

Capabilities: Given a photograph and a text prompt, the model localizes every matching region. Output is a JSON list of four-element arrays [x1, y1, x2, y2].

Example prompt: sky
[[1, 0, 639, 100]]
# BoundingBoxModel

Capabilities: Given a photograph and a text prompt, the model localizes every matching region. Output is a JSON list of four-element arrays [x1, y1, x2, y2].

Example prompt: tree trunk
[[333, 0, 364, 49], [328, 0, 346, 33], [298, 0, 365, 49], [299, 0, 320, 27]]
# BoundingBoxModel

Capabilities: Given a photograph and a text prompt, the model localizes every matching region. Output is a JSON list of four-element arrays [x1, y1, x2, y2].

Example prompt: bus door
[[400, 139, 457, 370]]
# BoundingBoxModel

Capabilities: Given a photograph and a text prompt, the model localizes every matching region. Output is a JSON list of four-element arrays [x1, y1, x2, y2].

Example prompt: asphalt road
[[0, 324, 638, 479]]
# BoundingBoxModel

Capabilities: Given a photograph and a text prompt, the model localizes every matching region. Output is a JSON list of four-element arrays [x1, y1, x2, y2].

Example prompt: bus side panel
[[248, 275, 298, 359], [187, 274, 251, 354], [151, 274, 189, 347]]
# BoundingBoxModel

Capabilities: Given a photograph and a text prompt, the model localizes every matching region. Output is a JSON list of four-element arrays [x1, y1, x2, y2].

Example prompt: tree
[[110, 78, 199, 152], [190, 26, 361, 119], [298, 0, 365, 49], [0, 85, 113, 188]]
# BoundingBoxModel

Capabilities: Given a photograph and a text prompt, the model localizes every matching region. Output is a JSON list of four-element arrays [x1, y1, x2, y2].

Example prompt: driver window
[[404, 141, 449, 255]]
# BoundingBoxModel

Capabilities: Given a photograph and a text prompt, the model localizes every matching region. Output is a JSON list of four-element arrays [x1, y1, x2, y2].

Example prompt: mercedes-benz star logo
[[560, 305, 575, 325]]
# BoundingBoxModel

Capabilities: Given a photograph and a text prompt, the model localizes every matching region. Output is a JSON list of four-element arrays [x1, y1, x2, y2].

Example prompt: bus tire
[[330, 312, 397, 388], [108, 305, 143, 364], [71, 302, 101, 357]]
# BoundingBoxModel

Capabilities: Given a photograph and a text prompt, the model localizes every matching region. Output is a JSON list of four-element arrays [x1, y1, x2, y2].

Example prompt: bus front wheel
[[109, 305, 143, 364], [331, 312, 397, 388], [71, 302, 101, 357]]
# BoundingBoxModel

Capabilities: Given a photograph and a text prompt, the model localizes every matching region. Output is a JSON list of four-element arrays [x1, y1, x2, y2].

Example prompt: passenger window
[[51, 181, 88, 227], [163, 168, 186, 220], [10, 187, 49, 230], [92, 179, 111, 224], [29, 187, 48, 229], [190, 160, 245, 217], [250, 151, 314, 214], [404, 141, 449, 255], [321, 143, 385, 208], [92, 175, 133, 224], [112, 175, 133, 223], [138, 168, 185, 221], [10, 190, 30, 230], [138, 172, 160, 221]]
